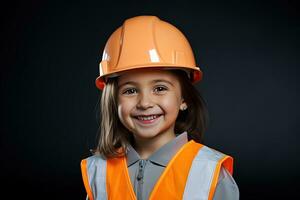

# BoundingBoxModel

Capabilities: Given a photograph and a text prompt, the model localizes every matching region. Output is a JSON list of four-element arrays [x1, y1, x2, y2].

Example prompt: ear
[[180, 102, 188, 111]]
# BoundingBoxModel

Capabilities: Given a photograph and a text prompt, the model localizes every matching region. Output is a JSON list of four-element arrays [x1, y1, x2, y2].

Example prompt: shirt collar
[[126, 132, 188, 167]]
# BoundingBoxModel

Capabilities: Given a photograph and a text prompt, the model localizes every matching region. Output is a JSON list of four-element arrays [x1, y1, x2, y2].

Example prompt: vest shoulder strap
[[183, 145, 233, 200], [81, 155, 107, 200]]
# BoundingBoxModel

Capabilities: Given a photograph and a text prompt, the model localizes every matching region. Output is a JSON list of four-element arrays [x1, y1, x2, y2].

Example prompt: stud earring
[[180, 104, 188, 111]]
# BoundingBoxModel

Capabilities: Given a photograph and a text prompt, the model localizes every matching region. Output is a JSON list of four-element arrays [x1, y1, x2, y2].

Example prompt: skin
[[117, 69, 187, 159]]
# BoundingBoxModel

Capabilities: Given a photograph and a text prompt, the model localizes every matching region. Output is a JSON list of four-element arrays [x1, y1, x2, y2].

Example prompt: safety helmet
[[95, 15, 203, 90]]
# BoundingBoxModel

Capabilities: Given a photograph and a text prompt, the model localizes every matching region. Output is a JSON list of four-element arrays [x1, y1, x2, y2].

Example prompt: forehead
[[117, 69, 180, 85]]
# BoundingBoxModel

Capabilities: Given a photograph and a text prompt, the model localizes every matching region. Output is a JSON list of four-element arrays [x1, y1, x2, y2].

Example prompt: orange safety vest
[[81, 140, 233, 200]]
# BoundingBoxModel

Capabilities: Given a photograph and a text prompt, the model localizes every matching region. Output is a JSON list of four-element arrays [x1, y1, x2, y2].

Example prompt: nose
[[136, 92, 154, 109]]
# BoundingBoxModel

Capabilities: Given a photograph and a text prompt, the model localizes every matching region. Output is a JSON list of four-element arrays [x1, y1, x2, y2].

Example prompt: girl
[[81, 16, 239, 200]]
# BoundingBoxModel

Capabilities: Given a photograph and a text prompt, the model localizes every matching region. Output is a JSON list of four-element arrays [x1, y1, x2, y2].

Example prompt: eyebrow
[[151, 79, 174, 86], [118, 79, 174, 89]]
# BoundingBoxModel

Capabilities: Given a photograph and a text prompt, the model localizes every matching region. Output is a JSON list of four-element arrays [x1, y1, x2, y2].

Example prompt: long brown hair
[[95, 70, 209, 158]]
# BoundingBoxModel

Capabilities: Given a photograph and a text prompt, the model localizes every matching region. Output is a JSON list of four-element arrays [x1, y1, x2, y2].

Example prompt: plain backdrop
[[2, 0, 299, 199]]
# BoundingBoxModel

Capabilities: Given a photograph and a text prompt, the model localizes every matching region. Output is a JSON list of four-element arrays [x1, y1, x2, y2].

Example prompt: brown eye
[[154, 86, 168, 93], [123, 88, 137, 95]]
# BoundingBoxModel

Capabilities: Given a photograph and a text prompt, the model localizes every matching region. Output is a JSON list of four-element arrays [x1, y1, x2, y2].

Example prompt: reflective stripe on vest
[[81, 141, 233, 200], [81, 155, 107, 200], [183, 146, 233, 200]]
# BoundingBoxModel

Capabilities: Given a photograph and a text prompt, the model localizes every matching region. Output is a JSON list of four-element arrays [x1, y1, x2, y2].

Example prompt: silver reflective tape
[[87, 155, 107, 200], [183, 146, 225, 200]]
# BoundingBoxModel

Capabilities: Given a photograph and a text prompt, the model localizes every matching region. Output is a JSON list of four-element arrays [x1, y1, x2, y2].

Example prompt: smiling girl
[[81, 16, 239, 200]]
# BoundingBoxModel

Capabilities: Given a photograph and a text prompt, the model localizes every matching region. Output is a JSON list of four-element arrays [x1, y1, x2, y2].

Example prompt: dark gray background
[[2, 0, 299, 199]]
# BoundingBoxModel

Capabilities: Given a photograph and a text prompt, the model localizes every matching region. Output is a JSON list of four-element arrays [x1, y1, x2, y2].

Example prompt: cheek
[[118, 98, 135, 120], [160, 95, 181, 114], [118, 101, 136, 131]]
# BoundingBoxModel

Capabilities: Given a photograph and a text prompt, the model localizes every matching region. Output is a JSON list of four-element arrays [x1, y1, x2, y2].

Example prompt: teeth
[[137, 115, 158, 121]]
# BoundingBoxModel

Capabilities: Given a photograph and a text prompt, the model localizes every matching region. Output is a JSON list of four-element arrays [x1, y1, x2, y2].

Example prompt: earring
[[180, 104, 188, 111]]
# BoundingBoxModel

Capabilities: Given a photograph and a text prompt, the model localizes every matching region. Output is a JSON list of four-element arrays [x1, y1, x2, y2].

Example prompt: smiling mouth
[[133, 114, 162, 124], [136, 115, 161, 120]]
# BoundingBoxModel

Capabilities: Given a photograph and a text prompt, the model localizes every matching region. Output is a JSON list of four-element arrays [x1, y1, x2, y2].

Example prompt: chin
[[133, 130, 161, 140], [134, 126, 173, 140]]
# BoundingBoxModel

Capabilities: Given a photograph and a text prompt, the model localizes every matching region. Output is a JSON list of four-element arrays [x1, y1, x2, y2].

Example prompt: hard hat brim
[[95, 65, 202, 90]]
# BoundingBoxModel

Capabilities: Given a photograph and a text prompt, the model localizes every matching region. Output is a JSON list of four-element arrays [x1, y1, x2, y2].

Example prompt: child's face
[[117, 69, 186, 144]]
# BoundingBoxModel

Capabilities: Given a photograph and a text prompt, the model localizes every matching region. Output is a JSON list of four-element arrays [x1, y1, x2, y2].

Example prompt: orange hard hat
[[95, 15, 203, 90]]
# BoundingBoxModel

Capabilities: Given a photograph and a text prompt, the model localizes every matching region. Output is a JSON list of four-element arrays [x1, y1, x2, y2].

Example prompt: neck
[[133, 131, 176, 159]]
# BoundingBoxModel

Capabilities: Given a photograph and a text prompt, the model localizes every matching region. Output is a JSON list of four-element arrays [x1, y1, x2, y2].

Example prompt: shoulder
[[218, 167, 236, 183], [213, 166, 240, 200], [81, 154, 107, 168], [191, 142, 234, 175], [194, 144, 232, 162]]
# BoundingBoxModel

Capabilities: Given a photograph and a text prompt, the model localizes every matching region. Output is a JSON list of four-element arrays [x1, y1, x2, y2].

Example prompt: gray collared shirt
[[126, 132, 239, 200]]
